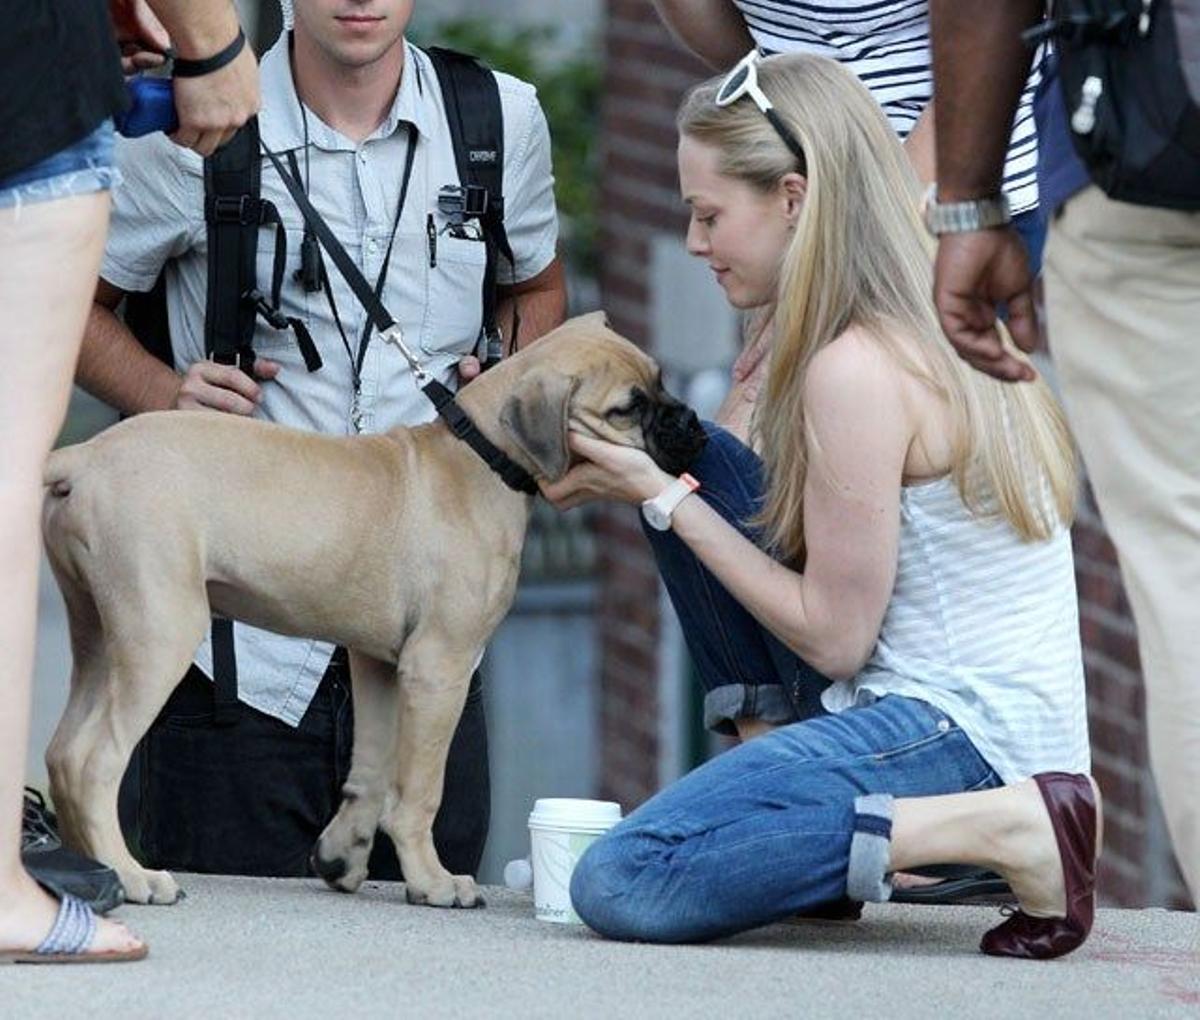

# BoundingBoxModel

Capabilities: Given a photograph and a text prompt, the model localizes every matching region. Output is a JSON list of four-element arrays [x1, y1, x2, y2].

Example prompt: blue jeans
[[0, 120, 118, 209], [569, 425, 1002, 942], [570, 693, 1002, 943], [642, 424, 828, 734]]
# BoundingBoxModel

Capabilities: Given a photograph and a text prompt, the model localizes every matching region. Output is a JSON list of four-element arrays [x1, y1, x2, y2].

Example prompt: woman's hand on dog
[[541, 433, 672, 510]]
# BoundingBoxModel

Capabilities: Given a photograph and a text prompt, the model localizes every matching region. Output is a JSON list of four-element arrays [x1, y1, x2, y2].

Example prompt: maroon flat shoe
[[980, 772, 1101, 961]]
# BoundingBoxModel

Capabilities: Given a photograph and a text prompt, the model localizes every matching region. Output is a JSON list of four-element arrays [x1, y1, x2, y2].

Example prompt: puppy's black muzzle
[[645, 398, 707, 477]]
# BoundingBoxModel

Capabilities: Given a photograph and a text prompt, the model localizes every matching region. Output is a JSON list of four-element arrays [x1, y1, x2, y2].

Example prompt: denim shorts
[[0, 120, 119, 210]]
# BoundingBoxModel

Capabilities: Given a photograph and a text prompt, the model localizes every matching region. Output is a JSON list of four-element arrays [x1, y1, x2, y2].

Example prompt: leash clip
[[380, 324, 428, 383]]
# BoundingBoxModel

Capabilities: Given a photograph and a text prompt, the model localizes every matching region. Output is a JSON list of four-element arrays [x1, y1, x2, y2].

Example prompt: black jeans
[[119, 649, 489, 879]]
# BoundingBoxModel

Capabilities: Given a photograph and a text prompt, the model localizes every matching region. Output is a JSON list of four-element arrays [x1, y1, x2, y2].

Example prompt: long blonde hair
[[677, 54, 1075, 565]]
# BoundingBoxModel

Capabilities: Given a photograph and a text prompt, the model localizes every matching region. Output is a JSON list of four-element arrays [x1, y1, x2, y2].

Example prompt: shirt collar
[[258, 34, 431, 154]]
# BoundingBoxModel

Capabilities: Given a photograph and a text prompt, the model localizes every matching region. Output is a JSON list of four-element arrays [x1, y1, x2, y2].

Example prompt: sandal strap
[[35, 892, 97, 955]]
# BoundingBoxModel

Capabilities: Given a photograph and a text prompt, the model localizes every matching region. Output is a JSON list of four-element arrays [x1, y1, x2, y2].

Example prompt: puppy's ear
[[499, 367, 580, 481], [575, 309, 611, 331]]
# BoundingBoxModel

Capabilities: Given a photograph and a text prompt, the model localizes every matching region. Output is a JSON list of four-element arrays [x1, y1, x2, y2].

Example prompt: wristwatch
[[641, 473, 701, 531], [922, 184, 1011, 236]]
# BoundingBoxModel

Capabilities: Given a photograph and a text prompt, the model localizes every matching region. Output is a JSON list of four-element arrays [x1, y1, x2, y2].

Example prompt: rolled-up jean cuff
[[847, 793, 894, 903], [703, 683, 797, 735]]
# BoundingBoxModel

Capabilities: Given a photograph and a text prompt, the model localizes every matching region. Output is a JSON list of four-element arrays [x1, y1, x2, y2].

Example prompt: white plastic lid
[[528, 798, 622, 832]]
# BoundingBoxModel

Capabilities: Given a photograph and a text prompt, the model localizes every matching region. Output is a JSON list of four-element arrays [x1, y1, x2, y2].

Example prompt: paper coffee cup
[[528, 798, 622, 924]]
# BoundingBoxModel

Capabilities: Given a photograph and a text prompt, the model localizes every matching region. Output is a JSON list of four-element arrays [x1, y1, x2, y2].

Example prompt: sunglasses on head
[[716, 49, 807, 174]]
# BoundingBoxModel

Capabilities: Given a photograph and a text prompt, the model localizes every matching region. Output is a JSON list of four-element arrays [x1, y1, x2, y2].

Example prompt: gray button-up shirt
[[100, 36, 558, 724]]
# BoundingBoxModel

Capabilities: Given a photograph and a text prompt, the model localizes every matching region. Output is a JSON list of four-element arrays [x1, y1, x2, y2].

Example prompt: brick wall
[[596, 0, 1190, 908], [595, 2, 707, 808]]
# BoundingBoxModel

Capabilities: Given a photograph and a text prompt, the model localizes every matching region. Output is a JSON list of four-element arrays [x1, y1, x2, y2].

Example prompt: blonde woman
[[546, 52, 1099, 958]]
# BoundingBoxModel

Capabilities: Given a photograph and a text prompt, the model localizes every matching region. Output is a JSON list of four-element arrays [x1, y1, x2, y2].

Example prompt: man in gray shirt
[[77, 0, 566, 880]]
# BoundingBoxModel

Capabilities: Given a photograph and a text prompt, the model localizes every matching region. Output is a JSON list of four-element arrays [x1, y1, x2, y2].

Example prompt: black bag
[[1036, 0, 1200, 209]]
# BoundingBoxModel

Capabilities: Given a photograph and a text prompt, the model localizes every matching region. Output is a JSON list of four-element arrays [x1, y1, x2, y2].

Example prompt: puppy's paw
[[405, 873, 484, 909], [310, 845, 366, 894], [121, 867, 181, 905]]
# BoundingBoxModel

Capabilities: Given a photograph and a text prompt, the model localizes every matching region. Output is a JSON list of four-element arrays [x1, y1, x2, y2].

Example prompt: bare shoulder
[[802, 326, 909, 421]]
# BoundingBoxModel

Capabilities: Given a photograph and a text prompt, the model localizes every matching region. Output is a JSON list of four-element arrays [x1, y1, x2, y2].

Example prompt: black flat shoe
[[21, 788, 125, 914], [890, 864, 1015, 906]]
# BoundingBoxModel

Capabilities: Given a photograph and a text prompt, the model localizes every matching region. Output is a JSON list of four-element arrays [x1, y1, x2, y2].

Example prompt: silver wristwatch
[[922, 184, 1011, 236]]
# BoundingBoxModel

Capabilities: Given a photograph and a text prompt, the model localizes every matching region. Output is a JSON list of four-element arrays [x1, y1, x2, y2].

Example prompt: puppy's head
[[498, 312, 707, 481]]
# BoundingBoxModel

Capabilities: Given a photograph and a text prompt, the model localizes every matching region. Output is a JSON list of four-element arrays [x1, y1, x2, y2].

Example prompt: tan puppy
[[40, 313, 705, 908]]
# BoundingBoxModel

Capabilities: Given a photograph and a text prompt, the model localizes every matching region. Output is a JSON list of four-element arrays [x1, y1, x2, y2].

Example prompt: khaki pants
[[1044, 184, 1200, 899]]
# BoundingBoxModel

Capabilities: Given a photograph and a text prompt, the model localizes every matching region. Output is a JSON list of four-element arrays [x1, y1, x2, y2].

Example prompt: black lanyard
[[262, 122, 537, 494], [273, 119, 418, 430]]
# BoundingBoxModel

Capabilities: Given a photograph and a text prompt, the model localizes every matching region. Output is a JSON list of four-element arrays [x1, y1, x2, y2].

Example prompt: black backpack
[[124, 45, 515, 721], [127, 45, 513, 373], [1032, 0, 1200, 209]]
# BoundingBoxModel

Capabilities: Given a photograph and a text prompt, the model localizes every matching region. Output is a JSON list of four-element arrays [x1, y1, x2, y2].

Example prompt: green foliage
[[412, 17, 601, 276]]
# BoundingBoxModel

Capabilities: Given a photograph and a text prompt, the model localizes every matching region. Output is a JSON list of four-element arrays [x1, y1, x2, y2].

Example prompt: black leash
[[261, 142, 537, 496]]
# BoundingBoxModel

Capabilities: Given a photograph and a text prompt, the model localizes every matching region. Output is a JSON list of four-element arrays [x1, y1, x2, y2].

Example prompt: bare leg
[[312, 651, 398, 893], [0, 191, 142, 954], [889, 778, 1102, 918]]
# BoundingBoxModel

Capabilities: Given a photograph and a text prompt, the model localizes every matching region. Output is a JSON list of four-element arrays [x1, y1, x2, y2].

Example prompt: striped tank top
[[821, 476, 1090, 783], [734, 0, 1042, 214]]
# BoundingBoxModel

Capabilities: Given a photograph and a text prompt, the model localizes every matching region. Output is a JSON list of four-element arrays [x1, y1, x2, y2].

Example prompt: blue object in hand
[[116, 77, 179, 138]]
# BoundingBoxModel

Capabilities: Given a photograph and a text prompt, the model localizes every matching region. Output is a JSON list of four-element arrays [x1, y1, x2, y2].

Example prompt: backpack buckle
[[437, 183, 490, 225], [208, 194, 260, 225]]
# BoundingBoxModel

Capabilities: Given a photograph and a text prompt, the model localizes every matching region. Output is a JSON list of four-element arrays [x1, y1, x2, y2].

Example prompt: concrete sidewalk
[[2, 876, 1197, 1019]]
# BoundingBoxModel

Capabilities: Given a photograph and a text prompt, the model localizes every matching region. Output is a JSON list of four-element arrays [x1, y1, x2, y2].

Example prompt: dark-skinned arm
[[930, 1, 1045, 382], [651, 0, 755, 70]]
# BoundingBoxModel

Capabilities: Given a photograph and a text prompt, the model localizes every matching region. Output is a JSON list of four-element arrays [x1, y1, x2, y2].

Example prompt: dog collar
[[421, 379, 539, 495]]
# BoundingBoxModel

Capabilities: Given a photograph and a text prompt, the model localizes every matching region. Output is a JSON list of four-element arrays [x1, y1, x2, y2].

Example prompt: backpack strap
[[203, 118, 263, 374], [200, 117, 262, 725], [424, 46, 518, 367]]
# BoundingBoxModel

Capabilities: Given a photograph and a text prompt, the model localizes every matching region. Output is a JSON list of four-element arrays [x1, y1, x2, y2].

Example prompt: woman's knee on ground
[[569, 827, 700, 943]]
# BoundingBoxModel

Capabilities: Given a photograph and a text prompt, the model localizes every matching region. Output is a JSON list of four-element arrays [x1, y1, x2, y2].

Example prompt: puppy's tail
[[44, 444, 91, 499]]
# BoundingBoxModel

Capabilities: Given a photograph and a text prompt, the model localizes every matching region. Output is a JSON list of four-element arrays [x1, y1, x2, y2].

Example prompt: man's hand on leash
[[933, 228, 1038, 383], [541, 433, 671, 511], [173, 357, 281, 414]]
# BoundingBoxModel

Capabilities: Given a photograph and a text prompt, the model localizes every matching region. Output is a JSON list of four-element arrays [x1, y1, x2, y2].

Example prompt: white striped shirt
[[822, 477, 1090, 783], [734, 0, 1042, 214]]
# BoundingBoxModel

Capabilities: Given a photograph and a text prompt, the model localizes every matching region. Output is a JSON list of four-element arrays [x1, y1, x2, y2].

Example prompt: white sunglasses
[[715, 49, 807, 171]]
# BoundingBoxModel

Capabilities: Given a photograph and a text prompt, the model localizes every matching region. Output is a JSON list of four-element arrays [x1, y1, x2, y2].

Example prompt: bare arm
[[929, 0, 1044, 382], [544, 331, 911, 680], [79, 280, 185, 413], [79, 278, 279, 415], [930, 1, 1042, 202], [903, 101, 936, 186], [127, 0, 260, 155], [498, 257, 568, 352], [651, 0, 755, 70], [459, 258, 568, 382]]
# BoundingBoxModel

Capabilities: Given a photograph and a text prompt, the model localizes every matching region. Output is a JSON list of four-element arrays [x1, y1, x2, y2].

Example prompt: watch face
[[641, 500, 670, 531]]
